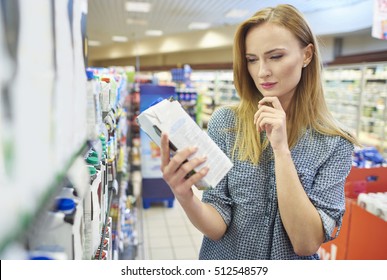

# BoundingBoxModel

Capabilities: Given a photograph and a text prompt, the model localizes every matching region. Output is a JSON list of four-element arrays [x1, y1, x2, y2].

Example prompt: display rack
[[323, 66, 362, 135], [0, 141, 90, 256], [318, 167, 387, 260], [323, 62, 387, 157], [191, 70, 239, 129]]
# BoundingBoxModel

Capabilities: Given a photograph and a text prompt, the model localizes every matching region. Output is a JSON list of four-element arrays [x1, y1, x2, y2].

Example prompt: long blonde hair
[[232, 4, 358, 164]]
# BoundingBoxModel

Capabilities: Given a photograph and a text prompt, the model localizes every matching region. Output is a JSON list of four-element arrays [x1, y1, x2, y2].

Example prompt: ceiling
[[87, 0, 374, 48]]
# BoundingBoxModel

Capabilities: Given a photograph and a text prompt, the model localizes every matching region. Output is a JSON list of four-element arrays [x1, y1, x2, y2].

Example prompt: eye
[[246, 57, 258, 63], [270, 54, 283, 60]]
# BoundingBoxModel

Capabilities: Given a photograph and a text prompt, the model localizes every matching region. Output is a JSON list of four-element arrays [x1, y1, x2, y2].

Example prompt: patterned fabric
[[199, 106, 354, 260]]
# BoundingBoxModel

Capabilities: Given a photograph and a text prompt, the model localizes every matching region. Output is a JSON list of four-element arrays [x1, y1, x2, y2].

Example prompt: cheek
[[247, 66, 258, 86], [247, 65, 255, 78], [278, 62, 302, 85]]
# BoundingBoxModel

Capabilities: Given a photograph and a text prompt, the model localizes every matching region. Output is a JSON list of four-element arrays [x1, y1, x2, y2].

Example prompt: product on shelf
[[352, 146, 386, 168], [324, 63, 387, 158], [357, 192, 387, 221], [27, 194, 84, 260], [136, 98, 233, 190], [319, 166, 387, 260]]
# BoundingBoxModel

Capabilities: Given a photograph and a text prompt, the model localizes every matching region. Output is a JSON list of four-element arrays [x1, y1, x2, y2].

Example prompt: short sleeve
[[201, 107, 234, 226]]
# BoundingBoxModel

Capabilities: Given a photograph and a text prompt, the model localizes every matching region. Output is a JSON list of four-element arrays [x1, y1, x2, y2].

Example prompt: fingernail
[[200, 166, 209, 175], [190, 146, 198, 152]]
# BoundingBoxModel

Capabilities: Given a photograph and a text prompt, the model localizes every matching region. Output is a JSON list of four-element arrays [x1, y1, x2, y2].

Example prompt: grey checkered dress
[[199, 106, 353, 260]]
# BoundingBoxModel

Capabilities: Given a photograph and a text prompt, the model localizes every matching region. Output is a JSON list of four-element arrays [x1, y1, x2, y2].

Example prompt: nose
[[258, 62, 271, 78]]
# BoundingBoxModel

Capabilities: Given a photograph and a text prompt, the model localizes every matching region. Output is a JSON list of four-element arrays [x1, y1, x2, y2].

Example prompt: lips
[[260, 82, 277, 90]]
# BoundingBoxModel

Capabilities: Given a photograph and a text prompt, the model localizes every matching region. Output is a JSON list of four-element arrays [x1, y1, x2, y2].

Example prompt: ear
[[303, 43, 314, 66]]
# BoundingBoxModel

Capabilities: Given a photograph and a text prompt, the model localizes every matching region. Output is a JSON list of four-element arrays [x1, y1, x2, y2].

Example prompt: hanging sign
[[372, 0, 387, 39]]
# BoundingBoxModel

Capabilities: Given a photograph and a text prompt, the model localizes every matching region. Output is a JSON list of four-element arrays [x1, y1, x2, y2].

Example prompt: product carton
[[136, 98, 233, 190]]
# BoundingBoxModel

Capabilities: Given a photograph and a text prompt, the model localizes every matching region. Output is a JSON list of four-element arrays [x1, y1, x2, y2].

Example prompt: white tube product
[[375, 200, 387, 221], [13, 0, 55, 211], [358, 193, 378, 214], [58, 185, 85, 260], [28, 198, 79, 260], [67, 156, 90, 200], [83, 168, 102, 259], [99, 159, 107, 227], [0, 0, 19, 243], [374, 193, 387, 221], [106, 217, 113, 259], [71, 0, 88, 148], [86, 79, 99, 140], [358, 192, 387, 219], [53, 0, 75, 170], [100, 80, 111, 113]]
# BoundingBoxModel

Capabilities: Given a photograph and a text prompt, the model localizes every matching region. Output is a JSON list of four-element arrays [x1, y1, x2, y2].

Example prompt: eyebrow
[[245, 48, 287, 56]]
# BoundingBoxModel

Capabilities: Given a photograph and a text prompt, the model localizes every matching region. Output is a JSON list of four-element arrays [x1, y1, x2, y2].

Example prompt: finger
[[254, 105, 277, 124], [169, 146, 198, 172], [259, 97, 284, 110], [175, 155, 207, 179], [160, 132, 170, 171], [256, 114, 279, 132], [184, 166, 210, 187], [256, 112, 275, 126], [164, 157, 208, 193]]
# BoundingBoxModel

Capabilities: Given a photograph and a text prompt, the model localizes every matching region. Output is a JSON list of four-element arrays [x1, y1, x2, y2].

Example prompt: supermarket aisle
[[132, 171, 204, 260]]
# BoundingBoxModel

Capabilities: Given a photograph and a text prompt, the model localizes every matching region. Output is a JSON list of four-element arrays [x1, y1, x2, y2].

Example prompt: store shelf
[[323, 63, 387, 157], [319, 167, 387, 260], [0, 141, 90, 255], [191, 70, 239, 129]]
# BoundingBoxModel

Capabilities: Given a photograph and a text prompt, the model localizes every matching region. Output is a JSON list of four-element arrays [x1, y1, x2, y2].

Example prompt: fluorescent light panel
[[225, 9, 249, 18], [145, 29, 163, 36], [188, 22, 211, 30], [125, 1, 151, 13], [112, 36, 128, 42], [127, 18, 148, 25], [88, 40, 101, 46]]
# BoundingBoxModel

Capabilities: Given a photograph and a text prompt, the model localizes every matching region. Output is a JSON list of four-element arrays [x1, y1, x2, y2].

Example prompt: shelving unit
[[323, 63, 387, 157], [323, 66, 363, 136], [0, 62, 136, 260], [145, 64, 386, 156], [191, 70, 239, 129], [0, 142, 90, 257]]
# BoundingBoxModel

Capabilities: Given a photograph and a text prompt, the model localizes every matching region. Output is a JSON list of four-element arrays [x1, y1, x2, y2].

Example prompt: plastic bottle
[[100, 78, 111, 112], [28, 197, 77, 260], [88, 165, 97, 183], [86, 155, 101, 170]]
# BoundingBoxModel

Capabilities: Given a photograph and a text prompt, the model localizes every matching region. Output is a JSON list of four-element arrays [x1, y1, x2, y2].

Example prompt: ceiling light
[[188, 22, 211, 30], [145, 30, 163, 36], [127, 18, 148, 25], [112, 36, 128, 42], [125, 1, 151, 13], [225, 9, 249, 18], [88, 40, 101, 46]]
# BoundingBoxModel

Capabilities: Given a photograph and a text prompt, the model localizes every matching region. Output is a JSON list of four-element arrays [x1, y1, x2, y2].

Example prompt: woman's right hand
[[160, 132, 209, 203]]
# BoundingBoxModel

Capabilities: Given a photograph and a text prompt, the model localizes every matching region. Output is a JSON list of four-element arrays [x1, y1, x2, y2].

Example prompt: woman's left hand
[[254, 96, 289, 152]]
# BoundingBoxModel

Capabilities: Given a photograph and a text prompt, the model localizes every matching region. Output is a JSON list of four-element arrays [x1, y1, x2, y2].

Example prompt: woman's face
[[245, 22, 311, 110]]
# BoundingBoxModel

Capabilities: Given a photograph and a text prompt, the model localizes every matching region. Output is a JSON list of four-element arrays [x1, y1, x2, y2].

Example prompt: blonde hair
[[232, 4, 359, 163]]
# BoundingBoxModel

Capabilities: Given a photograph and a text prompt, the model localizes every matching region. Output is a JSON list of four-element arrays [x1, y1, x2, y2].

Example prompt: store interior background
[[87, 0, 386, 69], [1, 0, 386, 261], [86, 0, 387, 260]]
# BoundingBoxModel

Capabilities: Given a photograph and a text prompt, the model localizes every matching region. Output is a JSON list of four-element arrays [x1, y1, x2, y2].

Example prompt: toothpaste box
[[136, 98, 233, 190]]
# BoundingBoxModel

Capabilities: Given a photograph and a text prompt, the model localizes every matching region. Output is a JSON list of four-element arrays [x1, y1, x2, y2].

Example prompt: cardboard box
[[136, 98, 233, 190]]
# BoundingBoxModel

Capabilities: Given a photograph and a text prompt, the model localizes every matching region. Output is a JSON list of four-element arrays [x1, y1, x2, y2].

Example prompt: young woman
[[159, 4, 359, 259]]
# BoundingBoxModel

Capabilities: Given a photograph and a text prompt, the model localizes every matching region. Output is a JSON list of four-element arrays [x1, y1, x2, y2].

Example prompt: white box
[[83, 170, 102, 259], [136, 98, 233, 190]]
